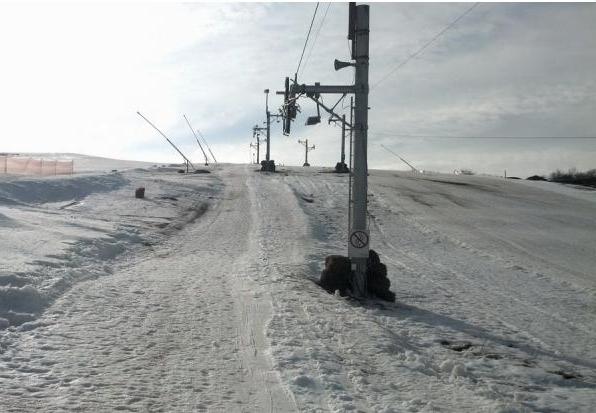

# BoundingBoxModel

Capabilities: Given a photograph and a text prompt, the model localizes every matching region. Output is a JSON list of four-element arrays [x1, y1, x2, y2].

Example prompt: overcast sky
[[1, 2, 595, 176]]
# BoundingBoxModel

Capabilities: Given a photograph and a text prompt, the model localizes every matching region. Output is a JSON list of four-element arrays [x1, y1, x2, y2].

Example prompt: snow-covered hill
[[1, 158, 595, 412]]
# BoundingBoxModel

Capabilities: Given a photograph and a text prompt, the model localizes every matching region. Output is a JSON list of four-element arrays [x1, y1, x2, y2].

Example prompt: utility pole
[[298, 139, 315, 166], [261, 89, 282, 172], [333, 113, 349, 173], [250, 128, 259, 163], [252, 124, 267, 164], [349, 96, 354, 166], [341, 115, 346, 165], [301, 94, 351, 173], [279, 3, 370, 296], [265, 89, 271, 166], [251, 126, 265, 164], [349, 3, 370, 296]]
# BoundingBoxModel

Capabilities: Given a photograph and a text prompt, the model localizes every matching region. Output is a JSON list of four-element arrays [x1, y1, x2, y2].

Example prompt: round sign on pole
[[350, 230, 369, 249]]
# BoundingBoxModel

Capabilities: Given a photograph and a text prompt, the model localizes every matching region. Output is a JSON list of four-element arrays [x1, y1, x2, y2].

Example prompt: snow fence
[[0, 156, 74, 176]]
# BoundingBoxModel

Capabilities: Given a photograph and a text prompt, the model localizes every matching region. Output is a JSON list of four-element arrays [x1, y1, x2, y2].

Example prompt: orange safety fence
[[0, 156, 74, 176]]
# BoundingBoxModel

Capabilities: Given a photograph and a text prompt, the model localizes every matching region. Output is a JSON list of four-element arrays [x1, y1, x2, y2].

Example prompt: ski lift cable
[[370, 131, 596, 139], [300, 2, 332, 78], [371, 2, 480, 90], [296, 2, 320, 81]]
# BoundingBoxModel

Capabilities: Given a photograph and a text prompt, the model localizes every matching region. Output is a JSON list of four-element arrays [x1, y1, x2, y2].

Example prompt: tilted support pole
[[306, 95, 354, 129], [291, 84, 355, 95], [184, 114, 209, 166], [137, 111, 196, 171]]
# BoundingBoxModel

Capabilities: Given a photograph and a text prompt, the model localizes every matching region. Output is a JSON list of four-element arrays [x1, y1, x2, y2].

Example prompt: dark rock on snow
[[320, 255, 352, 296], [319, 250, 395, 302], [135, 187, 145, 199], [366, 250, 395, 302]]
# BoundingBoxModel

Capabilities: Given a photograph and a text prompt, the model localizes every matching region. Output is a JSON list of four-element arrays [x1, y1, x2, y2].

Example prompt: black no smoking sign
[[350, 230, 369, 249]]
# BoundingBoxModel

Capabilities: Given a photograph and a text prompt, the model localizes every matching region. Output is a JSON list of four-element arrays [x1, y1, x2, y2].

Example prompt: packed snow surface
[[1, 155, 595, 412]]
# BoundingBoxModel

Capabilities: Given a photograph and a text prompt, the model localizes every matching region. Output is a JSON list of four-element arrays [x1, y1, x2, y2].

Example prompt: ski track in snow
[[1, 160, 596, 412], [0, 164, 296, 412], [279, 169, 596, 412]]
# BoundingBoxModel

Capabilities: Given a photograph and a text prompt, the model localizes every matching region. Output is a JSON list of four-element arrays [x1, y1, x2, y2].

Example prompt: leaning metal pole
[[196, 128, 218, 164], [137, 111, 196, 170], [183, 114, 209, 166]]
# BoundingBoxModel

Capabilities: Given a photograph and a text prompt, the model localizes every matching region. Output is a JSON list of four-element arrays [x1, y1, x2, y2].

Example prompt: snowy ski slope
[[1, 157, 595, 412]]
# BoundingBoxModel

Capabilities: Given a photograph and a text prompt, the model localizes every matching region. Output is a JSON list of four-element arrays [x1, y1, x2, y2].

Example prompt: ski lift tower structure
[[261, 89, 283, 172], [251, 124, 267, 164], [302, 94, 352, 173], [298, 139, 315, 167], [279, 2, 371, 296]]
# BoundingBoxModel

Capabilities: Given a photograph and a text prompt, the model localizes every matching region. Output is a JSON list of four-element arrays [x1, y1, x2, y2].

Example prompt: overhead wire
[[371, 2, 479, 90], [300, 2, 332, 79], [296, 2, 320, 80], [367, 4, 596, 143], [369, 131, 596, 140]]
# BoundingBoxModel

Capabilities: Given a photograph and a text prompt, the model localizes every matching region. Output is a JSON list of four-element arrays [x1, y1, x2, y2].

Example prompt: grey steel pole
[[265, 90, 271, 162], [266, 111, 271, 162], [257, 133, 260, 164], [341, 114, 346, 164], [137, 111, 196, 170], [348, 4, 370, 297], [196, 129, 218, 164], [183, 114, 209, 166], [349, 97, 354, 147], [305, 139, 309, 165]]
